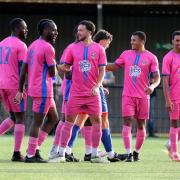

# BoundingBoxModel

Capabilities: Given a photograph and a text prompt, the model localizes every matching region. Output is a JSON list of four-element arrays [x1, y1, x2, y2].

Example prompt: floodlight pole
[[97, 3, 103, 30]]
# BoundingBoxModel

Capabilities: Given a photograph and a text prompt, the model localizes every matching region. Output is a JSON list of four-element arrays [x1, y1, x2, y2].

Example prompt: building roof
[[0, 0, 180, 5]]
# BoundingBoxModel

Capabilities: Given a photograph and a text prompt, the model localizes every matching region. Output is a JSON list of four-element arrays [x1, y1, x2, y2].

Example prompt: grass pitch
[[0, 135, 180, 180]]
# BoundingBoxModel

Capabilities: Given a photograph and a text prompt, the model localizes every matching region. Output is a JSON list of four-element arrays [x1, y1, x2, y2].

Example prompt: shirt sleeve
[[98, 46, 107, 67], [18, 43, 27, 63], [64, 45, 73, 65], [59, 45, 71, 64], [45, 44, 56, 67], [162, 54, 172, 75], [23, 49, 30, 64], [150, 55, 159, 73], [115, 51, 126, 67]]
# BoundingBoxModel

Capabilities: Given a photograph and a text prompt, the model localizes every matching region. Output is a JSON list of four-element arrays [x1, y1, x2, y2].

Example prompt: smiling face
[[130, 35, 144, 51], [45, 22, 58, 44], [16, 20, 28, 40], [172, 35, 180, 52]]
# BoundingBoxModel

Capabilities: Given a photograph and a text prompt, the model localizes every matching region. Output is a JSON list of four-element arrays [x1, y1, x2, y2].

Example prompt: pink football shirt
[[24, 38, 56, 97], [59, 43, 74, 94], [162, 50, 180, 101], [0, 36, 27, 89], [115, 50, 159, 99], [65, 41, 107, 96]]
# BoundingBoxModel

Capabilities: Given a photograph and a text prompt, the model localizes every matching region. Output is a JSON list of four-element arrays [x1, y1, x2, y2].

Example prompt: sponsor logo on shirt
[[79, 60, 91, 72], [129, 65, 141, 77]]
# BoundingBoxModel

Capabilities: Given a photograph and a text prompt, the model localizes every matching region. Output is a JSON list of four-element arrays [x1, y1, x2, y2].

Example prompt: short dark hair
[[9, 18, 24, 32], [172, 31, 180, 40], [37, 19, 54, 35], [132, 31, 146, 42], [93, 29, 113, 43], [78, 20, 96, 35]]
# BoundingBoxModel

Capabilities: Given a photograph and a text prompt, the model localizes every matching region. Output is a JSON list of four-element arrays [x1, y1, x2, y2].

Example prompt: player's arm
[[56, 64, 71, 72], [163, 75, 173, 111], [106, 63, 119, 72], [48, 65, 56, 77], [14, 63, 28, 104], [92, 66, 105, 96], [145, 71, 160, 95]]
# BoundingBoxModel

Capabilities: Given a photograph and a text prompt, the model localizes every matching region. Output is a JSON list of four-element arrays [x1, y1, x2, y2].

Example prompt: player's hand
[[57, 64, 71, 72], [144, 85, 155, 95], [103, 87, 109, 95], [92, 85, 100, 96], [14, 91, 23, 104], [166, 99, 174, 112]]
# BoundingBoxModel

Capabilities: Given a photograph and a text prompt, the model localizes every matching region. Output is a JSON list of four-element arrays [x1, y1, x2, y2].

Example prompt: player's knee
[[84, 117, 92, 126], [170, 120, 178, 128], [91, 116, 101, 124], [123, 117, 133, 126], [9, 111, 16, 122]]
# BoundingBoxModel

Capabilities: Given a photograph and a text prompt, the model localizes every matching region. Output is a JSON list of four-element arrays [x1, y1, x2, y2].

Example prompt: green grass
[[0, 136, 180, 180]]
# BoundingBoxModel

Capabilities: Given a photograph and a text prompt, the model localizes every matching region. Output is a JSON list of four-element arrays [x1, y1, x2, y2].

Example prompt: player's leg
[[122, 116, 133, 162], [25, 97, 49, 163], [12, 112, 25, 162], [101, 113, 126, 162], [0, 90, 15, 136], [11, 89, 27, 162], [49, 99, 66, 158], [0, 111, 15, 136], [165, 102, 180, 161], [49, 113, 65, 159], [122, 96, 135, 162], [168, 102, 180, 161], [37, 104, 58, 159], [86, 95, 109, 163], [65, 113, 88, 162], [53, 114, 77, 163], [99, 87, 113, 159], [133, 98, 149, 162], [134, 119, 146, 161], [83, 117, 92, 161], [169, 120, 180, 161]]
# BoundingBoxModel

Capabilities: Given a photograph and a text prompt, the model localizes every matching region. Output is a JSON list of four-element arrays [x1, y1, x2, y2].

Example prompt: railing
[[0, 85, 169, 134]]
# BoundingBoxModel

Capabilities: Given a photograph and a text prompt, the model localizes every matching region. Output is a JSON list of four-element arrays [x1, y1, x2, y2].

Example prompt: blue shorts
[[99, 86, 108, 113]]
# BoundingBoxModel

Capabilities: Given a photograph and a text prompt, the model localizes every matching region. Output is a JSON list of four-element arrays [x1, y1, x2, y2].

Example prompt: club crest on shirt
[[141, 59, 147, 65], [91, 52, 96, 59], [79, 60, 91, 72], [129, 65, 141, 77]]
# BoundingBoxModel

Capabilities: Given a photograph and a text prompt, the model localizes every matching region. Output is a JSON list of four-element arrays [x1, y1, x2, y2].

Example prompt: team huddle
[[0, 17, 179, 163]]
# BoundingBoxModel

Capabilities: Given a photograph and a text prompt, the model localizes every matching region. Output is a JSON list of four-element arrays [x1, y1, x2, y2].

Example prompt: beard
[[78, 35, 86, 42], [46, 34, 54, 44]]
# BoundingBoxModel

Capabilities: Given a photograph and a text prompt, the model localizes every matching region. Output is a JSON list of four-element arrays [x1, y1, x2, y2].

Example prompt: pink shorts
[[169, 100, 180, 120], [122, 95, 149, 120], [66, 95, 102, 116], [32, 97, 56, 114], [0, 89, 27, 112]]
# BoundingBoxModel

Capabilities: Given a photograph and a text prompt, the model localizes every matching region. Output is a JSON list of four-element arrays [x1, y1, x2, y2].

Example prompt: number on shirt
[[0, 47, 11, 64]]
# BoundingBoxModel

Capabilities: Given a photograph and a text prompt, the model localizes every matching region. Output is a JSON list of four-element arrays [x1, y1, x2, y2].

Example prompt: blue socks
[[101, 128, 113, 152], [68, 124, 80, 148]]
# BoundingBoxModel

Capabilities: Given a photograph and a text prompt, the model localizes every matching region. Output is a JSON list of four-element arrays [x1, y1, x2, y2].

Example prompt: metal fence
[[0, 84, 169, 134]]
